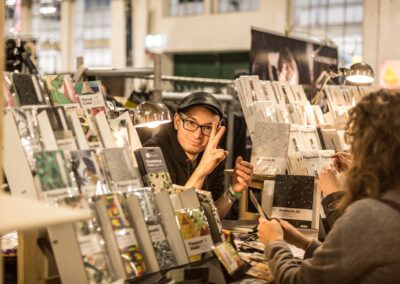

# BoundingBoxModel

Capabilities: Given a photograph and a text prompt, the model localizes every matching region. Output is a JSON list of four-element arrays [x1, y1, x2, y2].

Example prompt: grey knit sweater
[[265, 190, 400, 284]]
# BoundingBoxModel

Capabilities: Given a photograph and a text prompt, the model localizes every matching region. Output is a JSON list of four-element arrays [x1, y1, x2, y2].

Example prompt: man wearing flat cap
[[144, 91, 253, 218]]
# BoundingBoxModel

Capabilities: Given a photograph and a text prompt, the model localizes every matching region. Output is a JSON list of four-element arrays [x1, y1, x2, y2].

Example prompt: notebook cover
[[272, 174, 315, 229], [75, 109, 102, 149], [34, 150, 77, 201], [43, 74, 79, 105], [94, 194, 146, 278], [70, 149, 104, 196], [75, 81, 106, 116], [127, 188, 176, 270], [11, 73, 44, 105], [175, 208, 213, 262], [101, 147, 140, 191], [58, 195, 113, 284], [134, 147, 173, 194], [12, 108, 43, 169], [38, 107, 77, 152]]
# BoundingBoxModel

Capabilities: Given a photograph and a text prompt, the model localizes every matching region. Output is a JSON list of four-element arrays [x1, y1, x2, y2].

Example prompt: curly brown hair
[[338, 89, 400, 211]]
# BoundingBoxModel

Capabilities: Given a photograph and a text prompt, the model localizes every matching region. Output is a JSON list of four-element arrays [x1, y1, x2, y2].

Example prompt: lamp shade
[[133, 101, 171, 128], [346, 62, 374, 84]]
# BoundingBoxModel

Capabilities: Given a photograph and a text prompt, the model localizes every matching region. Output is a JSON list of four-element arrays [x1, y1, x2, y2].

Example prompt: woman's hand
[[317, 168, 344, 196], [331, 152, 352, 173], [278, 219, 312, 250], [257, 218, 283, 245]]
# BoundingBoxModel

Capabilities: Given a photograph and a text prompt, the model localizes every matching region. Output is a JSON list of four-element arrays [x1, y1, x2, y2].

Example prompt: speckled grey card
[[101, 147, 137, 182]]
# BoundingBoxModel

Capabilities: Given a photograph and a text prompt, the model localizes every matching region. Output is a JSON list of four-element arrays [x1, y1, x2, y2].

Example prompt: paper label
[[272, 207, 313, 221], [56, 138, 77, 152], [114, 180, 141, 192], [115, 228, 137, 249], [78, 93, 105, 109], [41, 188, 73, 202], [148, 224, 166, 243], [213, 242, 240, 274], [78, 234, 103, 256], [183, 235, 213, 256]]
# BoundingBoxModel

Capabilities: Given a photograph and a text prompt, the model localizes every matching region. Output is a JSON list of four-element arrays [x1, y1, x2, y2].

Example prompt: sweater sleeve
[[265, 199, 397, 284], [321, 191, 345, 231]]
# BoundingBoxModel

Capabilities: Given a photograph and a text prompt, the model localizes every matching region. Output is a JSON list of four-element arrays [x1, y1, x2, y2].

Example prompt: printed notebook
[[272, 174, 318, 229], [175, 207, 213, 263], [196, 189, 223, 244], [126, 188, 176, 271], [11, 73, 46, 105], [34, 150, 78, 202], [58, 195, 113, 284], [70, 149, 104, 195], [250, 121, 290, 175], [94, 194, 146, 279], [12, 108, 43, 170], [74, 81, 107, 116], [37, 107, 77, 152], [74, 109, 102, 149], [134, 147, 174, 194], [43, 74, 79, 106], [100, 147, 141, 192]]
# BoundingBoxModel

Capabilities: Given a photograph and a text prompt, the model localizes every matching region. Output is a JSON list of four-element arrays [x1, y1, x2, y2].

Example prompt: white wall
[[148, 0, 288, 53], [363, 0, 400, 85]]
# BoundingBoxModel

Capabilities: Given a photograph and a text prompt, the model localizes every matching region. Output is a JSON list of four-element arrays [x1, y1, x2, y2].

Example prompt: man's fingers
[[237, 176, 248, 187], [212, 126, 226, 148], [238, 160, 253, 169], [235, 156, 243, 165], [209, 122, 217, 141], [235, 169, 251, 182], [235, 163, 253, 174]]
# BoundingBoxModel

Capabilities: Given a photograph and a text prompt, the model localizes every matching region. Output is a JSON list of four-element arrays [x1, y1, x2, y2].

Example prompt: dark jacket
[[143, 122, 225, 201]]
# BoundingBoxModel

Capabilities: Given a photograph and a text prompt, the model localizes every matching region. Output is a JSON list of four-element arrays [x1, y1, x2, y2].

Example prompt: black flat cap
[[177, 91, 223, 118]]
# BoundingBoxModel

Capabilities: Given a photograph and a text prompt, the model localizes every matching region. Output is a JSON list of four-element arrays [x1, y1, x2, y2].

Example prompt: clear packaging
[[37, 106, 78, 154], [175, 207, 213, 263], [93, 193, 146, 278], [57, 195, 114, 284], [74, 81, 107, 117], [42, 74, 79, 106], [126, 187, 176, 270], [11, 107, 43, 170], [34, 150, 80, 203], [3, 72, 20, 107], [70, 149, 110, 196], [99, 147, 141, 192]]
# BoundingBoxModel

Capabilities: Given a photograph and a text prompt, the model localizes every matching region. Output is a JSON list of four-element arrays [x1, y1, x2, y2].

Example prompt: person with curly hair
[[257, 90, 400, 283]]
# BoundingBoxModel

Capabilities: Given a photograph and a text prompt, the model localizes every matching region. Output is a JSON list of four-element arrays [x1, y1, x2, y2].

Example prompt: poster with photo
[[250, 27, 338, 100]]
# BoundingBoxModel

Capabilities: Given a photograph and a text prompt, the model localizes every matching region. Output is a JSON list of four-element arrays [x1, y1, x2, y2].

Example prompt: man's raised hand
[[198, 123, 229, 176]]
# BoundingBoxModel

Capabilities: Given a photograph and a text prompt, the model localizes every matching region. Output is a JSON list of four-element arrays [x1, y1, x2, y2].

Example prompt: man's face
[[174, 106, 220, 157]]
